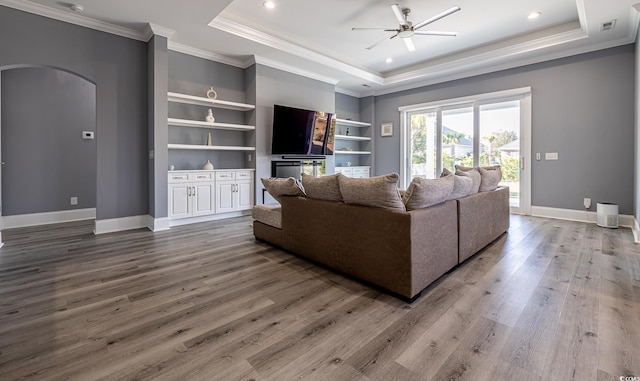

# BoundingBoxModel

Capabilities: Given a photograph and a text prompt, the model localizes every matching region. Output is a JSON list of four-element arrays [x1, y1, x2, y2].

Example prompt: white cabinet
[[215, 170, 254, 213], [334, 118, 372, 175], [168, 169, 255, 223], [168, 171, 215, 219], [335, 166, 371, 178]]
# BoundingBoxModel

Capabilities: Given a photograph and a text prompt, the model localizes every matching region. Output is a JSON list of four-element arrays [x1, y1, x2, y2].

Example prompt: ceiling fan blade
[[413, 30, 458, 36], [403, 37, 416, 52], [366, 35, 394, 50], [413, 6, 461, 30], [391, 4, 409, 27], [352, 27, 396, 31]]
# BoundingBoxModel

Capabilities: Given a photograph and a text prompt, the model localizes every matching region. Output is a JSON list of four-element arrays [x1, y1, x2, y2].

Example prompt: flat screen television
[[271, 104, 336, 156]]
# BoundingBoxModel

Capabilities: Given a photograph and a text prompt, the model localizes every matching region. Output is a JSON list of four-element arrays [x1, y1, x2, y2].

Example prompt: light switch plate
[[545, 152, 558, 160]]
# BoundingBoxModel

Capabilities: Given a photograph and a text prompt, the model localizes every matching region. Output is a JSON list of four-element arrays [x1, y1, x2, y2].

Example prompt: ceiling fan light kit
[[353, 3, 461, 52]]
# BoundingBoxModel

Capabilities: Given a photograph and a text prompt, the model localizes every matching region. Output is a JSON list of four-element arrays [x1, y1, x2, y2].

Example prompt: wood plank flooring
[[0, 215, 639, 380]]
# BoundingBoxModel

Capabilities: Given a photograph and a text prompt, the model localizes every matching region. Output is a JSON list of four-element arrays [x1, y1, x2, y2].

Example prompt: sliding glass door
[[401, 88, 531, 214]]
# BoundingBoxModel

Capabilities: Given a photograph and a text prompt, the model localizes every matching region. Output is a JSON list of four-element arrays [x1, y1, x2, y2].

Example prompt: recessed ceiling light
[[263, 1, 275, 9], [528, 11, 541, 19], [69, 4, 84, 13], [385, 58, 393, 63]]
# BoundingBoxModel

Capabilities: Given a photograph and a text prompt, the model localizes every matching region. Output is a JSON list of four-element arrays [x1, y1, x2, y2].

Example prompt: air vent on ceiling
[[362, 84, 372, 88], [601, 19, 616, 32]]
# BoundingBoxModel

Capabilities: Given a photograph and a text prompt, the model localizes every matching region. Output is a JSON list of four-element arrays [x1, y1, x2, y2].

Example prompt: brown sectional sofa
[[253, 186, 510, 302]]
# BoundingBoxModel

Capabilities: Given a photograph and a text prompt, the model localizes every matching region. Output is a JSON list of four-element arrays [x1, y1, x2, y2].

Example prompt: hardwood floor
[[0, 215, 639, 380]]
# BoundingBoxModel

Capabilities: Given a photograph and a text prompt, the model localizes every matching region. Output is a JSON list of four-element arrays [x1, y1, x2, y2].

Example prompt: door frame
[[399, 87, 532, 215]]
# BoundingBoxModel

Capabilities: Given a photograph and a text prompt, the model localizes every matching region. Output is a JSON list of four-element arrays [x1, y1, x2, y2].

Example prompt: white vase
[[205, 109, 215, 123], [202, 160, 214, 170]]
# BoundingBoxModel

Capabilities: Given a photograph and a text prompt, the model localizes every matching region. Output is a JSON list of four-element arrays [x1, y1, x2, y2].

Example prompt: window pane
[[442, 107, 474, 173], [479, 100, 520, 207], [410, 111, 437, 179]]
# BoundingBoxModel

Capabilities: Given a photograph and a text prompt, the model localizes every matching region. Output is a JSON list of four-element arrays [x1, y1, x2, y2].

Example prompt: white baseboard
[[94, 214, 149, 235], [147, 216, 170, 232], [169, 210, 251, 227], [0, 208, 96, 230], [530, 206, 634, 228]]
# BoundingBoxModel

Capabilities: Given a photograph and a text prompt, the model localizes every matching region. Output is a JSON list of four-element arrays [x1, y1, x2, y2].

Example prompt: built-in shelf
[[167, 118, 255, 131], [335, 150, 372, 155], [336, 118, 371, 127], [334, 134, 371, 141], [168, 92, 255, 111], [168, 144, 256, 151]]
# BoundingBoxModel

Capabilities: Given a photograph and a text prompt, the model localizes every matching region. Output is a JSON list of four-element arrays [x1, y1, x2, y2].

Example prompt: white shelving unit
[[334, 118, 372, 177], [168, 144, 255, 151], [167, 92, 256, 152], [168, 92, 255, 111]]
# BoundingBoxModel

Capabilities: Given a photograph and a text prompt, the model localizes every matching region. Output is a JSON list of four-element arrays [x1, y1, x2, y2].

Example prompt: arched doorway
[[0, 66, 97, 240]]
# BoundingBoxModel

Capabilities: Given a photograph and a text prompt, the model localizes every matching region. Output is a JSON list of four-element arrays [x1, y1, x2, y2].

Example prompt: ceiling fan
[[352, 3, 461, 52]]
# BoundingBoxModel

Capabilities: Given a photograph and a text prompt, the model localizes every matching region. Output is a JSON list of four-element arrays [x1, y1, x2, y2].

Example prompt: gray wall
[[167, 51, 251, 171], [636, 33, 640, 230], [1, 67, 96, 215], [148, 35, 169, 219], [373, 45, 635, 214], [253, 64, 335, 203], [336, 92, 360, 120], [0, 6, 148, 220]]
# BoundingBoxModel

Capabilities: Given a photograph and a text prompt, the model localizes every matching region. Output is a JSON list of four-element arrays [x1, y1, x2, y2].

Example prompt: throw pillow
[[402, 174, 454, 210], [261, 177, 305, 202], [301, 173, 343, 202], [338, 173, 405, 211], [455, 165, 481, 194], [478, 166, 502, 191], [441, 168, 474, 199]]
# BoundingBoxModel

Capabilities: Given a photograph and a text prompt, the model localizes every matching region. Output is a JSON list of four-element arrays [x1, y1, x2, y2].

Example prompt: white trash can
[[596, 202, 619, 228]]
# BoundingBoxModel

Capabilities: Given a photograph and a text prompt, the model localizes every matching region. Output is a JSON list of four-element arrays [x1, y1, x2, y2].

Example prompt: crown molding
[[144, 23, 175, 41], [383, 27, 588, 88], [209, 16, 383, 85], [0, 0, 146, 41], [251, 56, 339, 85], [168, 41, 247, 68]]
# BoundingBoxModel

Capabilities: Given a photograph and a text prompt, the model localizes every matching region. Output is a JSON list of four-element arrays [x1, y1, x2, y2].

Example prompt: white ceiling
[[2, 0, 639, 96]]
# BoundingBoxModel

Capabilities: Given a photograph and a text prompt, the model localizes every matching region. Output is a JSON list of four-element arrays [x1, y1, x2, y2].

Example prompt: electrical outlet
[[584, 197, 591, 209], [70, 197, 78, 205]]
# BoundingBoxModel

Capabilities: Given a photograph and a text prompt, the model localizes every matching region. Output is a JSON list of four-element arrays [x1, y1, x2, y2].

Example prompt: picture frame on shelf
[[381, 122, 393, 137]]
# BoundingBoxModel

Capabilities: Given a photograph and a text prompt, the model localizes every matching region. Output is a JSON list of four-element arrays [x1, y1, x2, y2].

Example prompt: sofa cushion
[[261, 177, 305, 202], [402, 174, 454, 210], [338, 173, 405, 211], [252, 204, 282, 229], [478, 166, 502, 191], [455, 166, 481, 194], [441, 168, 474, 199], [301, 173, 343, 202]]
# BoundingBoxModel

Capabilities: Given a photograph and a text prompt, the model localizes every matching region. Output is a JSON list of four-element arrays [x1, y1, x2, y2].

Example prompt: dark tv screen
[[271, 104, 335, 155]]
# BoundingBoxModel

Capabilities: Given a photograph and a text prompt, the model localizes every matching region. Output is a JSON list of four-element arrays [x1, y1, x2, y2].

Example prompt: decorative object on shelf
[[202, 160, 214, 170], [206, 86, 218, 99], [207, 132, 212, 146], [169, 165, 175, 171], [345, 161, 352, 167], [205, 109, 215, 123], [381, 122, 393, 137], [346, 127, 350, 136]]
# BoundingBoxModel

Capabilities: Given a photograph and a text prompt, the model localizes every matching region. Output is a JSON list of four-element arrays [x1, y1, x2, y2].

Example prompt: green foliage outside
[[410, 115, 519, 181]]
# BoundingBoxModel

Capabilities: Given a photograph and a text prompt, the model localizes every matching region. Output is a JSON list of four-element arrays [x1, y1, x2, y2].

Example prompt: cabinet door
[[236, 181, 253, 211], [169, 183, 191, 219], [193, 183, 215, 216], [216, 182, 236, 214]]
